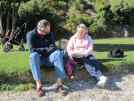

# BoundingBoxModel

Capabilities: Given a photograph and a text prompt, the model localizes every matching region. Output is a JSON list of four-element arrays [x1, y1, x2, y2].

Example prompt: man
[[27, 19, 67, 97]]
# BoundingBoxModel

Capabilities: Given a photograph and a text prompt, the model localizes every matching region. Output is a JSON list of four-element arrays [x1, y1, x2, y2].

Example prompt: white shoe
[[96, 76, 107, 88]]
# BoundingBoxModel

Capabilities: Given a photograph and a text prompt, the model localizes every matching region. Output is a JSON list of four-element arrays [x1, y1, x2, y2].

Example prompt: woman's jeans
[[72, 55, 102, 80], [29, 50, 66, 81]]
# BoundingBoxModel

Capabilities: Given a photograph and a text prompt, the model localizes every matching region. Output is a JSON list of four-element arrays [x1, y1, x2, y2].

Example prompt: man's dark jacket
[[26, 29, 57, 57]]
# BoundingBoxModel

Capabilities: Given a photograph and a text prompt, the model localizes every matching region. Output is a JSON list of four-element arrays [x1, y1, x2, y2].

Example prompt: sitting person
[[26, 19, 67, 97], [66, 23, 107, 87]]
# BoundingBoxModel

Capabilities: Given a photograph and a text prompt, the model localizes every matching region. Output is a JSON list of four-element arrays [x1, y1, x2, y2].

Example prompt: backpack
[[108, 48, 124, 58]]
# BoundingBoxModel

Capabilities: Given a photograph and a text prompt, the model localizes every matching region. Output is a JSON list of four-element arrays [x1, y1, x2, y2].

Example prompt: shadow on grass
[[94, 44, 134, 52], [98, 58, 125, 63], [105, 66, 134, 91], [0, 70, 35, 91]]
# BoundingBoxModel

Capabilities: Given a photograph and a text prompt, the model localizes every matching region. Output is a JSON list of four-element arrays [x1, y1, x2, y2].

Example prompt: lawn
[[95, 38, 134, 72], [95, 38, 134, 63], [0, 38, 134, 91]]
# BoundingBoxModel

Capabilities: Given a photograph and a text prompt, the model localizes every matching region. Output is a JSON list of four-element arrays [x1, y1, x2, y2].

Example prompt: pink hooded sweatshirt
[[67, 33, 94, 58]]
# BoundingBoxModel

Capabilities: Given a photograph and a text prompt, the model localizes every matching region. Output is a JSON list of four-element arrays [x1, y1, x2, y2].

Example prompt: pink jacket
[[67, 33, 94, 58]]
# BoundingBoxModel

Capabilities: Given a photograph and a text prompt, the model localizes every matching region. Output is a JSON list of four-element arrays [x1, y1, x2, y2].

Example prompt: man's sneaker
[[96, 75, 107, 88], [56, 79, 69, 96], [57, 85, 69, 96]]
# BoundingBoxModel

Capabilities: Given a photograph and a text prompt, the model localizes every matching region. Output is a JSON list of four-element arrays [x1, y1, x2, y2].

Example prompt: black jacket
[[26, 29, 57, 56]]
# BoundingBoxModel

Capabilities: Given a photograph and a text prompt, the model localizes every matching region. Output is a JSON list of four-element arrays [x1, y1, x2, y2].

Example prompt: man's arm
[[45, 32, 57, 54]]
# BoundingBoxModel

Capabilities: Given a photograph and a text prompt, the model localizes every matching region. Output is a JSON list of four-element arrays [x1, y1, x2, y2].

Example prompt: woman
[[66, 23, 107, 87]]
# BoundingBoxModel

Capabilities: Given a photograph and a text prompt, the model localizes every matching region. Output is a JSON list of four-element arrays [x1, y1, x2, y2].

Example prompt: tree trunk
[[11, 7, 16, 34], [0, 14, 3, 36], [6, 11, 10, 35], [123, 26, 129, 37], [10, 5, 17, 41]]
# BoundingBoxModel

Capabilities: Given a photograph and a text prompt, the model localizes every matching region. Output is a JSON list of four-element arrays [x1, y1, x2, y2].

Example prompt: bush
[[17, 0, 134, 38]]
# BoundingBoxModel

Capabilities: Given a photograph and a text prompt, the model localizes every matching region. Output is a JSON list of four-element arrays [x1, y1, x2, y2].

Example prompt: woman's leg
[[83, 56, 107, 87], [83, 57, 102, 80]]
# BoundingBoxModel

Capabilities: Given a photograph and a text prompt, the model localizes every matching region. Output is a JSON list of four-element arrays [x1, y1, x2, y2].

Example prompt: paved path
[[0, 72, 134, 101]]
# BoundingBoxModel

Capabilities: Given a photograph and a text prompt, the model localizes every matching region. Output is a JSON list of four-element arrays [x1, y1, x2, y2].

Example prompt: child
[[66, 23, 107, 87]]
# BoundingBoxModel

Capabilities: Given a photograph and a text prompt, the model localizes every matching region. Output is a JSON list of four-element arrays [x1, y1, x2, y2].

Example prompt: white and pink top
[[67, 33, 94, 58]]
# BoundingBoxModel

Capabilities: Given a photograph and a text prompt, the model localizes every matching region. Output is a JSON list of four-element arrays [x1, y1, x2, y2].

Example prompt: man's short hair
[[77, 23, 88, 31], [37, 19, 50, 30]]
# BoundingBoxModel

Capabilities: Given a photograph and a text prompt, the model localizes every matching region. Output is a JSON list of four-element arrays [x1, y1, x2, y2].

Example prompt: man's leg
[[49, 50, 68, 94], [49, 50, 66, 80], [30, 52, 44, 96]]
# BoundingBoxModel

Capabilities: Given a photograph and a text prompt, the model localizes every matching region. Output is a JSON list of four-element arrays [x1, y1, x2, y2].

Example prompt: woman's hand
[[72, 48, 93, 57], [70, 49, 85, 57]]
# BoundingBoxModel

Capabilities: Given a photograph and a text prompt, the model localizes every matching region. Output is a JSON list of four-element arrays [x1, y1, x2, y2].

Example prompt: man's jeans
[[30, 50, 66, 81]]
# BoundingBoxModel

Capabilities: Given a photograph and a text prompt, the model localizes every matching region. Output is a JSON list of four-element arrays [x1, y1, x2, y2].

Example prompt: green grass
[[0, 51, 29, 74], [95, 38, 134, 72], [0, 49, 33, 91], [95, 37, 134, 45], [0, 38, 134, 91], [95, 38, 134, 64], [95, 38, 134, 60], [0, 83, 34, 91]]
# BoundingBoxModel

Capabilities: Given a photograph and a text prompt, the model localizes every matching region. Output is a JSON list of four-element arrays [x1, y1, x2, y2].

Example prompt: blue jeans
[[30, 50, 66, 81], [83, 56, 102, 80], [73, 55, 102, 80]]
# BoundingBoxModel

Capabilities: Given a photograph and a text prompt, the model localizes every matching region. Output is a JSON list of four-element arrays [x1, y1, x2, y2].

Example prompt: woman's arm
[[67, 36, 85, 58], [77, 35, 94, 57], [67, 37, 75, 59], [81, 44, 93, 57]]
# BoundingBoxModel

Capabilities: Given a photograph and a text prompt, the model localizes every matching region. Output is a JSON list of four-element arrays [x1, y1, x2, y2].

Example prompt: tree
[[0, 0, 30, 37], [0, 1, 6, 36]]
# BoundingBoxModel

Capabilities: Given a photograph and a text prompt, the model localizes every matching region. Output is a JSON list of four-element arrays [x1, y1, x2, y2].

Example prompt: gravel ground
[[0, 72, 134, 101]]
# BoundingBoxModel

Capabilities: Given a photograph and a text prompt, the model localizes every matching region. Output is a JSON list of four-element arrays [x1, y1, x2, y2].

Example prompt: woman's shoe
[[96, 76, 107, 88]]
